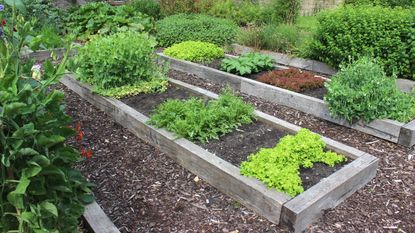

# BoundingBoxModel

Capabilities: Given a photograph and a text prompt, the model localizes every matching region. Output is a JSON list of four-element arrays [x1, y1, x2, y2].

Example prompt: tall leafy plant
[[0, 3, 93, 232]]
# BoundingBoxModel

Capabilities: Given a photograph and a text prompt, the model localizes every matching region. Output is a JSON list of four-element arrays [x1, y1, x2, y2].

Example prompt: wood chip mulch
[[60, 69, 414, 233]]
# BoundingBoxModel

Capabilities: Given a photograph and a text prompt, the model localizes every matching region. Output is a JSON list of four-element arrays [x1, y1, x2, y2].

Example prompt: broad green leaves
[[1, 8, 94, 232], [221, 52, 274, 76]]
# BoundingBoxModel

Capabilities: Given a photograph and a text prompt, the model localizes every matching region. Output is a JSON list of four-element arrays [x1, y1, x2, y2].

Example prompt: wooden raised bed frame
[[83, 201, 120, 233], [61, 74, 378, 232], [158, 53, 415, 147]]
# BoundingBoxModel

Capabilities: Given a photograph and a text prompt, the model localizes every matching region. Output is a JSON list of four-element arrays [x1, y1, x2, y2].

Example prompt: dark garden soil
[[120, 82, 345, 190], [203, 58, 327, 100], [60, 70, 415, 233]]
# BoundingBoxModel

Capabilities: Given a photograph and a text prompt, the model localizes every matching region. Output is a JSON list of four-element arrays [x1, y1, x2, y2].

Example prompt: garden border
[[82, 201, 120, 233], [158, 53, 415, 147], [61, 74, 378, 232]]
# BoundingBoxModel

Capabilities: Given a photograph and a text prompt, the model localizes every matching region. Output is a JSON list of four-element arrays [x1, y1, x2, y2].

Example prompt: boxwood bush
[[325, 57, 415, 123], [74, 31, 167, 98], [156, 14, 238, 47], [164, 41, 224, 63], [306, 6, 415, 79]]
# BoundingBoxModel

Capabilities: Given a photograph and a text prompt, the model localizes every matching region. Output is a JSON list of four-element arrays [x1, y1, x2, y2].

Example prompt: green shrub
[[66, 2, 154, 40], [74, 32, 167, 98], [156, 14, 238, 47], [325, 57, 415, 123], [3, 0, 67, 33], [159, 0, 198, 16], [29, 26, 65, 51], [307, 6, 415, 79], [129, 0, 161, 20], [1, 8, 93, 232], [196, 0, 263, 26], [148, 90, 255, 143], [164, 41, 225, 63], [221, 53, 274, 76], [261, 24, 301, 54], [344, 0, 415, 7], [261, 0, 302, 24], [236, 24, 302, 54], [241, 128, 345, 197]]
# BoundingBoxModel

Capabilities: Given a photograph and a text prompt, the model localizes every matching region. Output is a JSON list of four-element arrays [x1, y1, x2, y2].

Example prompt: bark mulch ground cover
[[61, 69, 414, 232]]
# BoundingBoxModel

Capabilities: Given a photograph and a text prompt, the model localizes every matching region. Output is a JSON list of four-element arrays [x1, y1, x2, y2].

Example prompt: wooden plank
[[398, 119, 415, 147], [61, 74, 291, 224], [83, 201, 120, 233], [281, 154, 378, 233], [158, 53, 242, 90]]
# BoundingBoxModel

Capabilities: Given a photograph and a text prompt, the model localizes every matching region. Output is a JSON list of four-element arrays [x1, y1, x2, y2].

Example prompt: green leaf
[[22, 166, 42, 178], [7, 177, 30, 208], [40, 201, 58, 217], [36, 134, 65, 148], [4, 0, 26, 12]]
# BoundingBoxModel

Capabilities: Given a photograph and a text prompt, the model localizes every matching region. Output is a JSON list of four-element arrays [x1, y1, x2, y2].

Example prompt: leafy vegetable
[[73, 31, 167, 98], [164, 41, 224, 63], [148, 90, 255, 143], [325, 57, 415, 123], [220, 52, 274, 76], [240, 128, 346, 197], [257, 68, 325, 92]]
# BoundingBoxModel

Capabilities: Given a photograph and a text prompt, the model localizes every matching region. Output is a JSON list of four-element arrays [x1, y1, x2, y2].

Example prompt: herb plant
[[220, 53, 274, 76], [164, 41, 225, 63], [129, 0, 161, 20], [257, 68, 325, 92], [148, 90, 255, 143], [73, 31, 167, 98], [66, 2, 154, 40], [0, 5, 93, 232], [325, 57, 415, 123], [240, 129, 346, 197], [156, 13, 238, 47]]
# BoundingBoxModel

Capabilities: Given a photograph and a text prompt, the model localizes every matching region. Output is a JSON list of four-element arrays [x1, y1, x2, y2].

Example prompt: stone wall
[[300, 0, 344, 15]]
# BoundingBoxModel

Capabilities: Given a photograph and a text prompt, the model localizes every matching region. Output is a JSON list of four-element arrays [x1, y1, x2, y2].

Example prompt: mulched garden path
[[61, 69, 414, 232]]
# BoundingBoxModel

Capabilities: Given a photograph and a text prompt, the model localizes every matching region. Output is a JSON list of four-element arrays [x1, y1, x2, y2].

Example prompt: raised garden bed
[[231, 44, 337, 76], [61, 73, 378, 232], [158, 53, 415, 147]]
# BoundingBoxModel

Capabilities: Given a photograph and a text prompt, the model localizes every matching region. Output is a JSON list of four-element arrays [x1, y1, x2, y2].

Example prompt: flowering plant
[[0, 2, 94, 232]]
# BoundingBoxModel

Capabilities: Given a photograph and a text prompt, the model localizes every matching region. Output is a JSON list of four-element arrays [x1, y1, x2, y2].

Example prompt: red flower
[[80, 146, 93, 159], [1, 19, 5, 26], [76, 130, 84, 142]]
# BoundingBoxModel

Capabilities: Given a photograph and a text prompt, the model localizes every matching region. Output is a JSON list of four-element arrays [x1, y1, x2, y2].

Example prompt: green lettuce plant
[[240, 129, 346, 197], [0, 4, 93, 232], [164, 41, 224, 63]]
